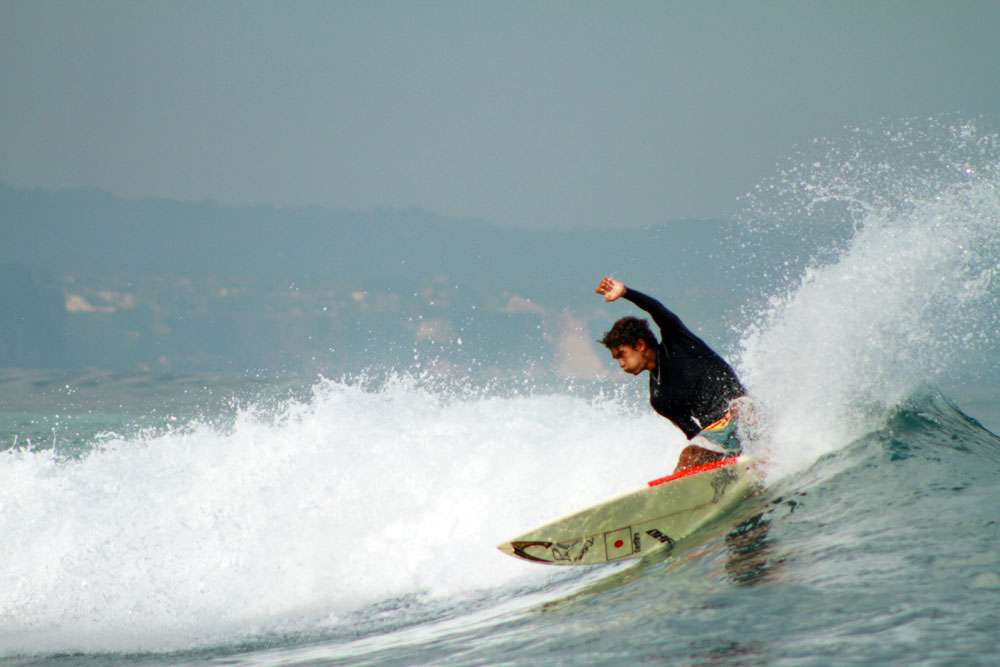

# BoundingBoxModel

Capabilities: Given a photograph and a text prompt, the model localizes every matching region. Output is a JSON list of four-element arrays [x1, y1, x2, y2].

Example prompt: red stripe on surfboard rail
[[647, 456, 740, 487]]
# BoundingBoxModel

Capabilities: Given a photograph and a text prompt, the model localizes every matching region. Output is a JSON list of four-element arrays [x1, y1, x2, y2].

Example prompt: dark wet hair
[[600, 316, 658, 350]]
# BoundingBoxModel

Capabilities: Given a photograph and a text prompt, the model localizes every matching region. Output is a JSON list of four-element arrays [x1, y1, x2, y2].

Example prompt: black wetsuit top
[[624, 287, 745, 439]]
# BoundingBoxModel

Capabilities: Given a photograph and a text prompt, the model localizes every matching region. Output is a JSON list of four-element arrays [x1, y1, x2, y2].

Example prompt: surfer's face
[[611, 343, 649, 375]]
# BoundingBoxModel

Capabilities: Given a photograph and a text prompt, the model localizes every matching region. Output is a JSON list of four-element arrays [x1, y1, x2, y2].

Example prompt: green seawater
[[1, 371, 998, 666]]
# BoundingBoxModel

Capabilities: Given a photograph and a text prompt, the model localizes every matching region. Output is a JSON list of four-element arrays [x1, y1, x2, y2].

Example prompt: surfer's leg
[[694, 408, 743, 456], [674, 445, 727, 473], [676, 407, 745, 472]]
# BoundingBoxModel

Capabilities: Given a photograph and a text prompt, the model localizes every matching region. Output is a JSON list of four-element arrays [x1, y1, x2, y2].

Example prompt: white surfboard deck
[[498, 456, 760, 565]]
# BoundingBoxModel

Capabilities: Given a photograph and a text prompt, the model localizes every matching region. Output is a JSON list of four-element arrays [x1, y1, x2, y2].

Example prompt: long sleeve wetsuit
[[624, 287, 745, 440]]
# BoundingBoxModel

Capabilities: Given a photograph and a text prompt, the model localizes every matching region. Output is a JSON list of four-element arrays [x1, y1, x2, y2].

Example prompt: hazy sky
[[3, 1, 999, 227]]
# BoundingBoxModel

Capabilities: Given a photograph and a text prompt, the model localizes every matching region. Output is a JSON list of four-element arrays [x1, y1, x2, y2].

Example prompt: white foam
[[738, 153, 1000, 477], [0, 377, 682, 654]]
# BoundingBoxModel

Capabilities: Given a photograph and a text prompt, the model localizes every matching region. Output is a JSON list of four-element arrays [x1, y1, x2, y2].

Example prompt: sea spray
[[736, 119, 1000, 476], [0, 376, 680, 654]]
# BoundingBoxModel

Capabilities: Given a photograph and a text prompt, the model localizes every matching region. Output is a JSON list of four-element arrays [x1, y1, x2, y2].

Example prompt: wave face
[[9, 385, 997, 665]]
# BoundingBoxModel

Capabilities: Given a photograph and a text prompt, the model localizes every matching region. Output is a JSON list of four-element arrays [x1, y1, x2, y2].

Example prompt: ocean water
[[3, 122, 1000, 665]]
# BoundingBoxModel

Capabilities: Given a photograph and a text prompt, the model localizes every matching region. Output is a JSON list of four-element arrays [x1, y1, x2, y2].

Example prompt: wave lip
[[737, 122, 1000, 477]]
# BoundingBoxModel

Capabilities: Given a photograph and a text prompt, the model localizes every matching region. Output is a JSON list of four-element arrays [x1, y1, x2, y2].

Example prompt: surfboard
[[497, 456, 760, 565]]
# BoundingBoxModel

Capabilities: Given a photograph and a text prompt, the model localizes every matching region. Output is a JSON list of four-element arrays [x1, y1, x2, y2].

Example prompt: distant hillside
[[1, 185, 790, 375]]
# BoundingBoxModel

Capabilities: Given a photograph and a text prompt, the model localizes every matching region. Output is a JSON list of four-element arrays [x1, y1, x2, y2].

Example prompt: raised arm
[[596, 276, 683, 336], [622, 287, 684, 336]]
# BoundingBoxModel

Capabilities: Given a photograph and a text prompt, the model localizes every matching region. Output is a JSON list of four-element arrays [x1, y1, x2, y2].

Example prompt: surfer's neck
[[643, 347, 658, 373]]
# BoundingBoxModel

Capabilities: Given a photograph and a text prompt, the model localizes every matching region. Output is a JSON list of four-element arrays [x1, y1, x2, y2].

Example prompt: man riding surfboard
[[596, 276, 747, 472]]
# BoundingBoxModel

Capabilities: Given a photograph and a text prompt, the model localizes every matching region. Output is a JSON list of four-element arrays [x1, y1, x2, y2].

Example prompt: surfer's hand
[[596, 276, 626, 302]]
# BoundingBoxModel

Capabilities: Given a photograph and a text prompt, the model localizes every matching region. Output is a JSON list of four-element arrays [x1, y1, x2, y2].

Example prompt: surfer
[[596, 276, 747, 472]]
